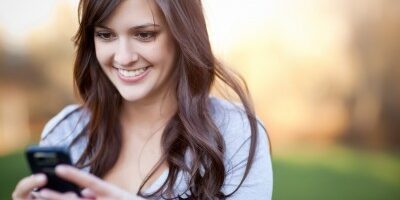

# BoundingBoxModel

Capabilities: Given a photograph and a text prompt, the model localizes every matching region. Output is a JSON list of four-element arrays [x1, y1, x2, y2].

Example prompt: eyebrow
[[95, 23, 160, 30]]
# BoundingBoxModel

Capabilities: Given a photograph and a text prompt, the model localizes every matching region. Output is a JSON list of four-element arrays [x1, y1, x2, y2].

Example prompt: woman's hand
[[32, 165, 135, 200], [12, 173, 47, 200]]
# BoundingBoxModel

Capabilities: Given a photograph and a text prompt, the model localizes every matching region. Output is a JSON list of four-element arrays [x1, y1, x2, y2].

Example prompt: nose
[[113, 38, 138, 67]]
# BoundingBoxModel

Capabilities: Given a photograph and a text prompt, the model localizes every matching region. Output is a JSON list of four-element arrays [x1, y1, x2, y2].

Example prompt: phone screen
[[25, 146, 81, 196]]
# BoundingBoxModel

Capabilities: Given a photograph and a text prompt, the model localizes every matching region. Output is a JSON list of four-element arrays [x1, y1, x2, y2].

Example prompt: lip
[[113, 66, 151, 83]]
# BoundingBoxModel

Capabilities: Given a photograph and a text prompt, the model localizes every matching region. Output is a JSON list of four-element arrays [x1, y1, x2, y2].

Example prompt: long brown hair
[[73, 0, 260, 199]]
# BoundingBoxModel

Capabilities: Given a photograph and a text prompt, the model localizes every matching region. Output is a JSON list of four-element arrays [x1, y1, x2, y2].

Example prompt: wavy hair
[[72, 0, 260, 199]]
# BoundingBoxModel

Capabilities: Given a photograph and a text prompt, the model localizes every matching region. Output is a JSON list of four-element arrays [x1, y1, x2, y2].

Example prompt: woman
[[13, 0, 272, 199]]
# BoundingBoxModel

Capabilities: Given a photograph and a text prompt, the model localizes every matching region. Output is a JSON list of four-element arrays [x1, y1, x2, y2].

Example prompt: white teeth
[[117, 67, 148, 77]]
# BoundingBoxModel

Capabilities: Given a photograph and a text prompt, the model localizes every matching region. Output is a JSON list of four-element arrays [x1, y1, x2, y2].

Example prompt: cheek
[[94, 42, 113, 66], [147, 36, 176, 67]]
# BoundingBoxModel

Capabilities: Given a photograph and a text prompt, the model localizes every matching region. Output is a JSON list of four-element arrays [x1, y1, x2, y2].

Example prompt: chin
[[119, 93, 145, 103]]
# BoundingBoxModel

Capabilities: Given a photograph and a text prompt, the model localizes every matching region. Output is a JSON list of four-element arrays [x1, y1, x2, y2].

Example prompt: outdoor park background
[[0, 0, 399, 199]]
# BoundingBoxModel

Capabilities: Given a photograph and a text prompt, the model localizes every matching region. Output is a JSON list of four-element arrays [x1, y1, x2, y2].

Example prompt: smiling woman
[[93, 0, 177, 103], [12, 0, 272, 199]]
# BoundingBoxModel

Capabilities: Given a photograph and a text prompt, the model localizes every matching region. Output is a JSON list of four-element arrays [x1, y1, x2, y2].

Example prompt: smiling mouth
[[114, 66, 150, 78]]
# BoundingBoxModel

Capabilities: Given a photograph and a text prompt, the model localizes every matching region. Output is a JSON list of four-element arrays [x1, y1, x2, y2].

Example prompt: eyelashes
[[135, 32, 157, 41], [94, 31, 158, 42], [95, 32, 116, 40]]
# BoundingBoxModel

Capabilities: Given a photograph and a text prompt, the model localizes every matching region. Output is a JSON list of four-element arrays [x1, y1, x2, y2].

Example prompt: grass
[[272, 147, 400, 200], [0, 146, 399, 200], [0, 150, 30, 200]]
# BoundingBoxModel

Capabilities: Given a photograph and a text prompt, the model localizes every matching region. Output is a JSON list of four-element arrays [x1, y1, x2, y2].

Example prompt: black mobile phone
[[25, 146, 81, 196]]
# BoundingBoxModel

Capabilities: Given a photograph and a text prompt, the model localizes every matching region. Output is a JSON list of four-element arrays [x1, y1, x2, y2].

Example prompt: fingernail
[[35, 174, 46, 182]]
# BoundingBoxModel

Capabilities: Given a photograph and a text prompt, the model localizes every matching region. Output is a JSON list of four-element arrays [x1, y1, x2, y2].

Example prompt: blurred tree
[[0, 49, 48, 154], [26, 2, 77, 97], [343, 0, 400, 151], [0, 26, 4, 63], [24, 2, 78, 136], [0, 2, 78, 146]]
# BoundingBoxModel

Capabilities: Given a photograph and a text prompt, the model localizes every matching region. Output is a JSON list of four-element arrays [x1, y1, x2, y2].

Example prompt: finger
[[39, 189, 80, 200], [12, 174, 47, 199], [55, 165, 109, 195], [81, 188, 96, 199], [30, 190, 41, 199]]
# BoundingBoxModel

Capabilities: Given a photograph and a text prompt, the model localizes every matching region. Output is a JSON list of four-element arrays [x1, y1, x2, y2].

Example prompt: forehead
[[101, 0, 164, 27]]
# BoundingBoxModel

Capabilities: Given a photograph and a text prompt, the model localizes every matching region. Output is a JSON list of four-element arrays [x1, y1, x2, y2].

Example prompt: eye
[[95, 31, 116, 41], [135, 32, 156, 41]]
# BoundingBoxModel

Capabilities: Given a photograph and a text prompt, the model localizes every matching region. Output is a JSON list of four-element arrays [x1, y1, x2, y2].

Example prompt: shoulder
[[208, 96, 248, 128], [208, 96, 267, 143], [208, 96, 270, 163], [209, 97, 273, 198], [40, 104, 90, 146]]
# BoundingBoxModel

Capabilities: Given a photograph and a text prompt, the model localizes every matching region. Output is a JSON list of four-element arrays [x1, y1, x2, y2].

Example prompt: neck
[[120, 90, 177, 138]]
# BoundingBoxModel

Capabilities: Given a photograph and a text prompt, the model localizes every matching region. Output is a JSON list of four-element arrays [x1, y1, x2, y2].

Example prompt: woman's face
[[94, 0, 176, 104]]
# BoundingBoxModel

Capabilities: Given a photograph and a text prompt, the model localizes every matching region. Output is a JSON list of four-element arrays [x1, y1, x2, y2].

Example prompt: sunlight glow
[[0, 0, 78, 49]]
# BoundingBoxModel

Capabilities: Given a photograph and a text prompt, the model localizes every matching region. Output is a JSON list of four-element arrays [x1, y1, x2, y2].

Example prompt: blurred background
[[0, 0, 399, 199]]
